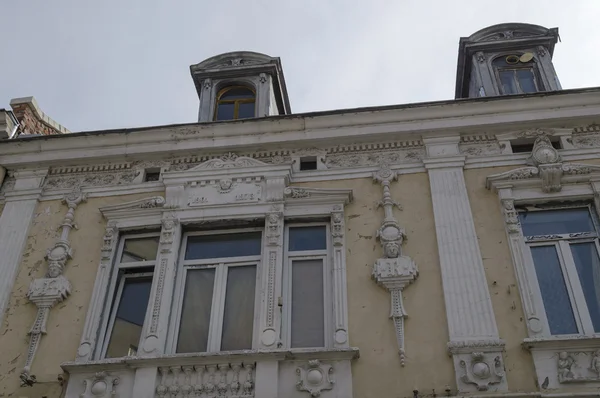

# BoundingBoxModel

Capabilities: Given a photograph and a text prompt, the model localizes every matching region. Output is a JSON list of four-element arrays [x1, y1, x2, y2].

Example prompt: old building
[[1, 22, 600, 398]]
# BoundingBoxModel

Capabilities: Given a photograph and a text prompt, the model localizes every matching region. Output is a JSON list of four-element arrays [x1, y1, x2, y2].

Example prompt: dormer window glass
[[493, 54, 542, 95], [215, 86, 256, 121]]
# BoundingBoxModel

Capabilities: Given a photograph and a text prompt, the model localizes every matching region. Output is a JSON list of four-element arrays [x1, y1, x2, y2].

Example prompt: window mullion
[[558, 240, 595, 334], [209, 263, 227, 351]]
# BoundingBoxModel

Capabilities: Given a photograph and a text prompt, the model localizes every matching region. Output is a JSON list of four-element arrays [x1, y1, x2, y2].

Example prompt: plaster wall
[[464, 166, 537, 392], [0, 192, 163, 397], [296, 174, 454, 398]]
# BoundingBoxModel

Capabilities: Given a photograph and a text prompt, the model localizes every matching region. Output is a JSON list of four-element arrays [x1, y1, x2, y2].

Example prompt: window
[[172, 230, 261, 353], [143, 168, 161, 182], [299, 157, 318, 171], [511, 138, 561, 154], [493, 54, 543, 95], [101, 234, 159, 358], [283, 224, 330, 348], [520, 205, 600, 336], [214, 86, 256, 121]]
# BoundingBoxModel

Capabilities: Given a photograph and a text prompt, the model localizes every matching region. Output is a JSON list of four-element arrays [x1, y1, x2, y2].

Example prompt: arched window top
[[492, 53, 543, 95], [214, 85, 256, 121]]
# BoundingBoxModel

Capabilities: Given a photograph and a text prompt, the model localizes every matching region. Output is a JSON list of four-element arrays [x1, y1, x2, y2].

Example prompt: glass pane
[[530, 246, 578, 334], [237, 102, 255, 119], [519, 208, 595, 236], [185, 232, 262, 260], [221, 265, 257, 350], [177, 268, 215, 353], [289, 226, 327, 251], [105, 276, 153, 358], [216, 102, 235, 121], [499, 70, 518, 94], [516, 69, 537, 93], [220, 87, 254, 100], [571, 242, 600, 332], [291, 259, 325, 347], [121, 237, 159, 263]]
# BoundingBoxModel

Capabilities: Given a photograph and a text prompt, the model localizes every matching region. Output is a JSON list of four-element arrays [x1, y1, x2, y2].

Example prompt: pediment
[[191, 51, 275, 71], [486, 163, 600, 192], [188, 153, 269, 171]]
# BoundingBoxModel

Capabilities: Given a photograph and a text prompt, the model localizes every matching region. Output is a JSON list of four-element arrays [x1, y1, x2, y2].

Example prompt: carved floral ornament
[[370, 165, 418, 366], [486, 134, 600, 193]]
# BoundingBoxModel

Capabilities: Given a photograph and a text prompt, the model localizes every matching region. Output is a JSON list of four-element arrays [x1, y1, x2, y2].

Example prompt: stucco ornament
[[459, 352, 505, 391], [20, 187, 87, 386], [79, 371, 120, 397], [371, 165, 418, 366], [487, 134, 600, 193], [296, 360, 335, 397]]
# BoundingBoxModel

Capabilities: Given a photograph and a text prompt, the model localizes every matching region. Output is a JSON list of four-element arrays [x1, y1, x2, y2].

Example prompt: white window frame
[[97, 232, 160, 359], [167, 227, 263, 354], [520, 204, 600, 337], [282, 222, 332, 349]]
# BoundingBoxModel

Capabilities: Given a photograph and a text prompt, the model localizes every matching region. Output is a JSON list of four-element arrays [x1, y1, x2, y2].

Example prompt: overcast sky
[[1, 0, 599, 132]]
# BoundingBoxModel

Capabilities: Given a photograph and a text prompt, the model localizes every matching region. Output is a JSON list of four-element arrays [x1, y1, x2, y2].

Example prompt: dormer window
[[493, 54, 543, 95], [214, 86, 256, 121]]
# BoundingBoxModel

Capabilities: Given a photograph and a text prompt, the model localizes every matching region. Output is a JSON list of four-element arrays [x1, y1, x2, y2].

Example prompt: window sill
[[523, 335, 600, 351], [61, 347, 360, 373]]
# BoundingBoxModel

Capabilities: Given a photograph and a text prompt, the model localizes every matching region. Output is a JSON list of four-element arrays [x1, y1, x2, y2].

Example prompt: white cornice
[[1, 90, 600, 167]]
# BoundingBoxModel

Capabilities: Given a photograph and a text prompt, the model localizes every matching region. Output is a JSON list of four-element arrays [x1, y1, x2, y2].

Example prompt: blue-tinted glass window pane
[[571, 242, 600, 332], [238, 102, 255, 119], [289, 226, 327, 251], [106, 276, 153, 358], [531, 246, 578, 334], [220, 87, 254, 100], [517, 69, 537, 93], [519, 209, 595, 236], [216, 103, 235, 121], [499, 70, 518, 94], [177, 268, 215, 353], [185, 232, 262, 260]]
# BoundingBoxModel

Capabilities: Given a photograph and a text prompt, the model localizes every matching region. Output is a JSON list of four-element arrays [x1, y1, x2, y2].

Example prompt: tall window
[[214, 86, 256, 121], [283, 224, 330, 348], [172, 230, 261, 353], [493, 54, 543, 95], [520, 205, 600, 336], [101, 234, 159, 358]]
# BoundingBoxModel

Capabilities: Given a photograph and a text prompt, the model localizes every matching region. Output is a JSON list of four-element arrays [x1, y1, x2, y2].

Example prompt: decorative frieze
[[43, 169, 139, 190], [296, 360, 334, 397], [371, 165, 418, 365], [555, 350, 600, 383], [324, 148, 424, 169], [21, 187, 87, 385], [487, 135, 600, 192]]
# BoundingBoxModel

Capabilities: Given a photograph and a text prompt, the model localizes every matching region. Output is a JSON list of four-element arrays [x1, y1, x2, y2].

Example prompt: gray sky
[[2, 0, 599, 132]]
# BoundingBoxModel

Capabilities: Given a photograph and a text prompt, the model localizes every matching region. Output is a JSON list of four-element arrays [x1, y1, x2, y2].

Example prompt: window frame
[[213, 85, 256, 121], [97, 232, 160, 359], [520, 204, 600, 337], [492, 54, 544, 95], [167, 227, 264, 354], [282, 222, 333, 349]]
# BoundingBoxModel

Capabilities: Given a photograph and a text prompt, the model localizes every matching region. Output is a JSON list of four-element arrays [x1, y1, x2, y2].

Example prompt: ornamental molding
[[99, 196, 165, 220], [296, 360, 335, 397], [21, 187, 87, 386], [78, 371, 120, 398], [457, 351, 505, 391], [284, 187, 353, 205], [189, 152, 269, 170], [447, 339, 506, 355], [371, 165, 418, 366], [486, 135, 600, 193]]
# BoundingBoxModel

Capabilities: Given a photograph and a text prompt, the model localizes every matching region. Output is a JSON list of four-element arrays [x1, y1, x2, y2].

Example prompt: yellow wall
[[464, 167, 537, 392], [297, 175, 455, 398], [0, 192, 163, 397]]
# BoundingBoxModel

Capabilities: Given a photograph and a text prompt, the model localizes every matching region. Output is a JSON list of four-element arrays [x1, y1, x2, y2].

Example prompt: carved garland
[[371, 165, 418, 366], [21, 187, 87, 386]]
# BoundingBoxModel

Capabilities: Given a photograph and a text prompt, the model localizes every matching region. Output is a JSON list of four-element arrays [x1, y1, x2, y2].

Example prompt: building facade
[[1, 23, 600, 398]]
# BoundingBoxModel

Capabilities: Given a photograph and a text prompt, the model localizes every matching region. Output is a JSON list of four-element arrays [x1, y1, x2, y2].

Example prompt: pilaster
[[0, 169, 47, 326], [423, 137, 507, 392], [140, 212, 182, 356]]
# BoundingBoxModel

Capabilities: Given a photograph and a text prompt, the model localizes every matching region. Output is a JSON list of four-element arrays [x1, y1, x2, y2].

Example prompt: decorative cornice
[[99, 196, 166, 221], [448, 339, 506, 355]]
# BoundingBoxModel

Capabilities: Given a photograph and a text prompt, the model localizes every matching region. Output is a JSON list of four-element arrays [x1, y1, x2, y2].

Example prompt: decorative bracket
[[21, 187, 87, 385], [296, 360, 335, 397], [459, 352, 505, 391], [371, 165, 418, 366]]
